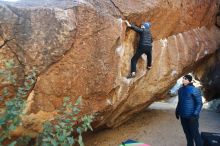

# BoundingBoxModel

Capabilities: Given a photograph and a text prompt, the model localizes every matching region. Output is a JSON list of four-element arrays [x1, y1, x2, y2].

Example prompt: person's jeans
[[130, 45, 152, 73], [180, 117, 203, 146]]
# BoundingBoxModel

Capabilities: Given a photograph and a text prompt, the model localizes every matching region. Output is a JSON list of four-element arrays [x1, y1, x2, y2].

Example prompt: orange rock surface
[[0, 0, 219, 134]]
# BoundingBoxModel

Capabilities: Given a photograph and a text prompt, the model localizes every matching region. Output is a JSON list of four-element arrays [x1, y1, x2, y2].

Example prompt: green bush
[[0, 59, 37, 145], [36, 96, 94, 146], [0, 59, 94, 146]]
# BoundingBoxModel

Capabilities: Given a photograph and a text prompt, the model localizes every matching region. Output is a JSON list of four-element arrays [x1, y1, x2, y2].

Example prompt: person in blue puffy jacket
[[125, 20, 153, 78], [176, 74, 203, 146]]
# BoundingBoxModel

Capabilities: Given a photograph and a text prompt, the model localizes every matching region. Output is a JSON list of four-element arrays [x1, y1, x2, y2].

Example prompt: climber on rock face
[[125, 20, 153, 79]]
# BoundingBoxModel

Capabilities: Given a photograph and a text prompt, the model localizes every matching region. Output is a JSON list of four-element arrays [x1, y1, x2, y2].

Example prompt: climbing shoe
[[127, 72, 136, 79], [147, 66, 152, 70]]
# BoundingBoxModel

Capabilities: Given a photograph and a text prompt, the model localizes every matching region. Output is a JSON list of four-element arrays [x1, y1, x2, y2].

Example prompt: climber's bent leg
[[145, 46, 152, 70], [130, 50, 143, 73]]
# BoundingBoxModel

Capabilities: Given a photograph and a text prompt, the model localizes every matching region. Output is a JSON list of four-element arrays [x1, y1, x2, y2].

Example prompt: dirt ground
[[84, 100, 220, 146]]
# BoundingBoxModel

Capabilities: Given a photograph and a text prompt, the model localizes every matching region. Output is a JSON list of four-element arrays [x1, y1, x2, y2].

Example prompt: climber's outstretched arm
[[125, 20, 131, 27], [124, 20, 143, 33]]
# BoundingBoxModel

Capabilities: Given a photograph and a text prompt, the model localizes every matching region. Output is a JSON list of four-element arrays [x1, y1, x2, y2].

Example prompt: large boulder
[[194, 49, 220, 101], [216, 0, 220, 27], [0, 0, 220, 135]]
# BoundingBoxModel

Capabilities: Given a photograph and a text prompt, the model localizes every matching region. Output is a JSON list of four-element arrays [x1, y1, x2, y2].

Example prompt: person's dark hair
[[184, 74, 193, 82]]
